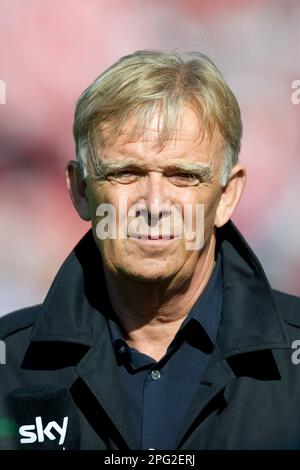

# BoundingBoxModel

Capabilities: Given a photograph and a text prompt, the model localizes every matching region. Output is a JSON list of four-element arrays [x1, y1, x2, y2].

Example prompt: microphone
[[5, 384, 81, 450]]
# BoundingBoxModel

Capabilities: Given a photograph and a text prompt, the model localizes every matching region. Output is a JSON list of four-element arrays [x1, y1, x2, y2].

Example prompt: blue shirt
[[107, 253, 223, 450]]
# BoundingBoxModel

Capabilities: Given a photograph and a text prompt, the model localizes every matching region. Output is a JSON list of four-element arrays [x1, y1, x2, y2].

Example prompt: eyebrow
[[160, 160, 214, 182], [89, 157, 214, 182]]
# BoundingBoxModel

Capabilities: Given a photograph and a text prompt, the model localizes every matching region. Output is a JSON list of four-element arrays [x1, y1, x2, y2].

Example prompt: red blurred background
[[1, 0, 300, 315]]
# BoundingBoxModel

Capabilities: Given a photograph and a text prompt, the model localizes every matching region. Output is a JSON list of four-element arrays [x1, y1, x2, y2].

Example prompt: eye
[[168, 173, 200, 187], [107, 170, 140, 184]]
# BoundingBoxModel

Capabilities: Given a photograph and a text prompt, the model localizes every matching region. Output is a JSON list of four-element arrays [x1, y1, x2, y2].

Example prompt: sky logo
[[19, 416, 68, 445]]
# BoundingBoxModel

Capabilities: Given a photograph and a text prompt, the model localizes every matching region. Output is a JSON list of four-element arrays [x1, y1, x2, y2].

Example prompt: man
[[1, 50, 300, 450]]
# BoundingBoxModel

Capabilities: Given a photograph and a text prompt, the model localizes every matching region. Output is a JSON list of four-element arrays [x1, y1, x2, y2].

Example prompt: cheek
[[185, 188, 221, 236], [92, 184, 137, 209], [87, 184, 123, 224], [88, 186, 132, 249], [86, 186, 104, 221], [203, 193, 222, 236]]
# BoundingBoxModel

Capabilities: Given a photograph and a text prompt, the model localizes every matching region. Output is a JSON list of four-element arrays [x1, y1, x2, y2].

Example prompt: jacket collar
[[29, 221, 290, 355], [29, 229, 111, 346], [216, 221, 290, 356]]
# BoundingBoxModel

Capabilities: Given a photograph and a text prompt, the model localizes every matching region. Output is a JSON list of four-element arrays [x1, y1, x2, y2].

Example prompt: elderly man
[[1, 50, 300, 451]]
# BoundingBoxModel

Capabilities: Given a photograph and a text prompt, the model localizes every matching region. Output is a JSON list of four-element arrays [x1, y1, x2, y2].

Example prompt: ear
[[215, 163, 247, 228], [65, 161, 91, 221]]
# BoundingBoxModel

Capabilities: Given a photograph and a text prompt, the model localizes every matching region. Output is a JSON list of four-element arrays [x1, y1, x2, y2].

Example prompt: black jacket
[[1, 221, 300, 450]]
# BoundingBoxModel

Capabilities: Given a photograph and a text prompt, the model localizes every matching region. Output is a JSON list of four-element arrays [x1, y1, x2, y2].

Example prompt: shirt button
[[151, 370, 161, 381], [118, 344, 127, 355]]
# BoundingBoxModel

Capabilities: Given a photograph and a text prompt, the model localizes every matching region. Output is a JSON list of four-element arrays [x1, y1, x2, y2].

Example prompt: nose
[[142, 172, 170, 222]]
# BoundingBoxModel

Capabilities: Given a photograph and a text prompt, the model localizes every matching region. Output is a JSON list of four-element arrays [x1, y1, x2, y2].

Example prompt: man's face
[[85, 106, 225, 282]]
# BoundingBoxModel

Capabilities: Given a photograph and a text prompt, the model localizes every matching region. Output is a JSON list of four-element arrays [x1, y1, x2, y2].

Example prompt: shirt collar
[[178, 251, 222, 345]]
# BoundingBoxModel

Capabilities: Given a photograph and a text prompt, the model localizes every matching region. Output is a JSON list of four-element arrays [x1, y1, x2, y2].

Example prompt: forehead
[[99, 106, 224, 165]]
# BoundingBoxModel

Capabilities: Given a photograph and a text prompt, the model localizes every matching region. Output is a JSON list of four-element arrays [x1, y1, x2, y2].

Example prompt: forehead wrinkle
[[94, 128, 220, 174], [99, 156, 213, 172], [99, 157, 146, 169], [100, 126, 206, 154]]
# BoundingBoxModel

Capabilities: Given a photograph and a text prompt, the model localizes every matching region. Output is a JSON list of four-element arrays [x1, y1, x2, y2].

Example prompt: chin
[[119, 261, 177, 283], [127, 272, 173, 283]]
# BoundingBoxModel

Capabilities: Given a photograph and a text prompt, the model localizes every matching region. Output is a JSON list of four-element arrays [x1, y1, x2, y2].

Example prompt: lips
[[128, 234, 176, 240]]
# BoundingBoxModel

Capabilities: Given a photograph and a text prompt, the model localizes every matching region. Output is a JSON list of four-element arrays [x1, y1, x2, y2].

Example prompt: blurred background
[[0, 0, 300, 315]]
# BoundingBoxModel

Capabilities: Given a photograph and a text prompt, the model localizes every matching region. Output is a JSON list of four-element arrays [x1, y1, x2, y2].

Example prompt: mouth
[[128, 234, 177, 240]]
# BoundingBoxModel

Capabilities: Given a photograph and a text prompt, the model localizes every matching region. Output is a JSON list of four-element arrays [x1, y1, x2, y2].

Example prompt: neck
[[104, 233, 217, 361]]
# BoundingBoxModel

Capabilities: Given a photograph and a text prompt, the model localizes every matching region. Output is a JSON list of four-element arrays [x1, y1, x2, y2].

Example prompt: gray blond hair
[[73, 50, 242, 186]]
